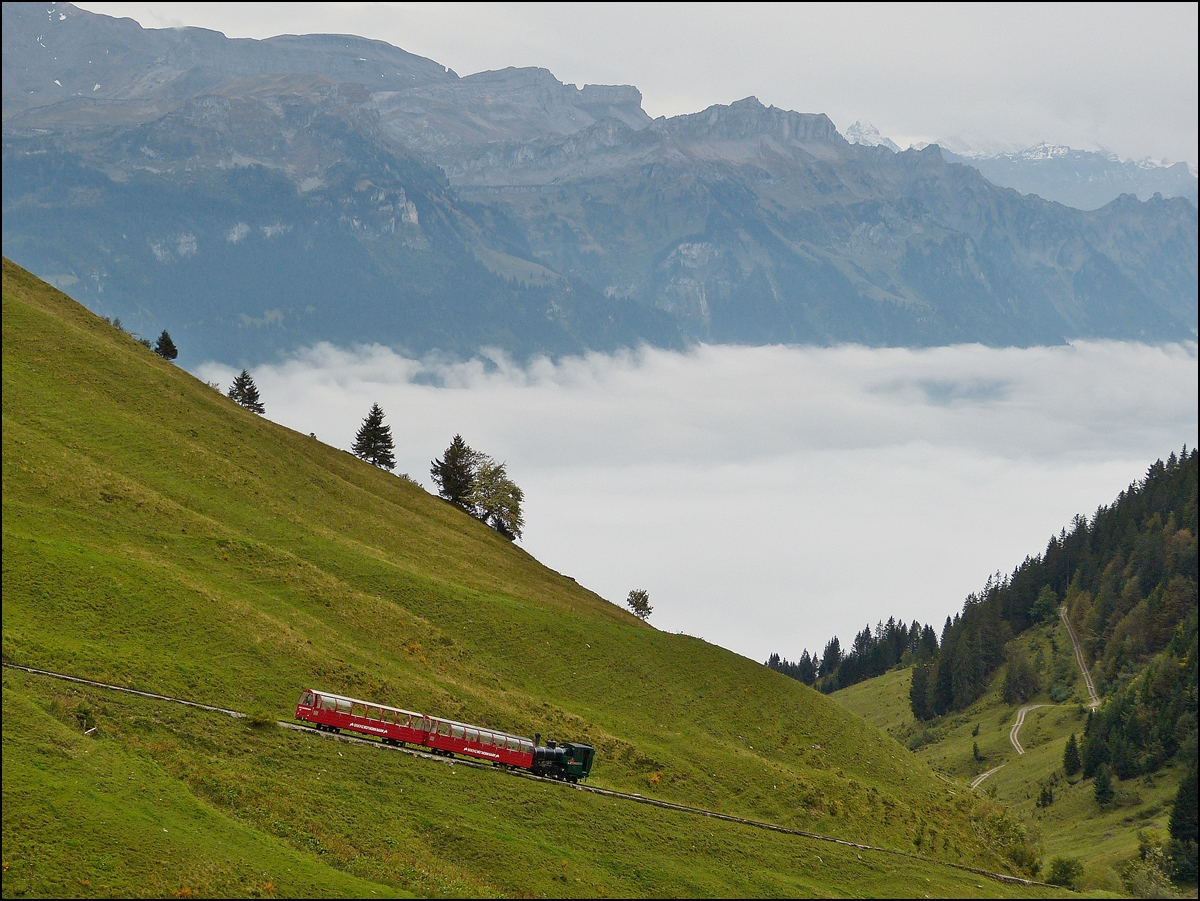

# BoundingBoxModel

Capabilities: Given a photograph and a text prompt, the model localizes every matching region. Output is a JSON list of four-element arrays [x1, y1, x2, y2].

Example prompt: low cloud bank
[[196, 341, 1197, 662]]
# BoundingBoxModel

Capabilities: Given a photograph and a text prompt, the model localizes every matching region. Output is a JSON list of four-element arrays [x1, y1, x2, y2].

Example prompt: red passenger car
[[294, 688, 537, 768]]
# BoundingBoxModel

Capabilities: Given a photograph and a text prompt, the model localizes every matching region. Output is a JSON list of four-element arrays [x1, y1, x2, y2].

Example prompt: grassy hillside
[[2, 258, 1057, 897], [834, 621, 1190, 895]]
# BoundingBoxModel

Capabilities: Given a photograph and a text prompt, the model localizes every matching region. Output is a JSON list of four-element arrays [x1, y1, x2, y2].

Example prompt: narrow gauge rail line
[[4, 663, 1046, 888]]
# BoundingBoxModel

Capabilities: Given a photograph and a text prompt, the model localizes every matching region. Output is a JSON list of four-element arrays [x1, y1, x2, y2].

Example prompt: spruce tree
[[1063, 733, 1081, 776], [352, 403, 396, 470], [228, 370, 265, 414], [1169, 769, 1198, 880], [430, 434, 478, 510], [909, 662, 932, 721], [1094, 764, 1115, 807], [153, 329, 178, 360]]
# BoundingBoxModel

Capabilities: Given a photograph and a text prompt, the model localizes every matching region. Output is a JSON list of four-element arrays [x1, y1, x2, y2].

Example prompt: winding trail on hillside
[[970, 765, 1004, 789], [1008, 705, 1050, 754], [998, 608, 1101, 762], [1060, 605, 1101, 708], [4, 662, 1049, 889]]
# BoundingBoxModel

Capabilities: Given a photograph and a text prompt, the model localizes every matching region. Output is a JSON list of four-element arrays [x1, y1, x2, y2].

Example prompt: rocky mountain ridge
[[2, 2, 1196, 364]]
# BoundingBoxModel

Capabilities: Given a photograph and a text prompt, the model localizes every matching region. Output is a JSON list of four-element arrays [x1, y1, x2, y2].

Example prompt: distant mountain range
[[943, 144, 1197, 212], [3, 2, 1196, 365], [844, 122, 1198, 211]]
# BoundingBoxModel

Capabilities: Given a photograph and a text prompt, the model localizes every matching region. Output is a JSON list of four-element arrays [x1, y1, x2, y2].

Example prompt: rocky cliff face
[[2, 2, 1196, 364]]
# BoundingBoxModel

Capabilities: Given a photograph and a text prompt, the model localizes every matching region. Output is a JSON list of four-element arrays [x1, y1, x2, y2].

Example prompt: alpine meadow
[[3, 2, 1198, 898], [3, 259, 1063, 896]]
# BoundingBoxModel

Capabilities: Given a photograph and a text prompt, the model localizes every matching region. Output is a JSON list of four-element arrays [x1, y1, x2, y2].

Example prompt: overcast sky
[[78, 1, 1197, 165], [197, 341, 1199, 663]]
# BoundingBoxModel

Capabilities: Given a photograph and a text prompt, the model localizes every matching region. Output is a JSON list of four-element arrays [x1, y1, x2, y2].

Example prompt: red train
[[294, 688, 595, 782]]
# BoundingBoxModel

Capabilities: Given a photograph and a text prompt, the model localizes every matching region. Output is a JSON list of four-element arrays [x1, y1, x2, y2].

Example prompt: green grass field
[[833, 622, 1192, 896], [3, 258, 1067, 897]]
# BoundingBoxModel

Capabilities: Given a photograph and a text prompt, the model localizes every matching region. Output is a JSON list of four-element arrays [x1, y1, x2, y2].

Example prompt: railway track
[[4, 662, 1046, 888]]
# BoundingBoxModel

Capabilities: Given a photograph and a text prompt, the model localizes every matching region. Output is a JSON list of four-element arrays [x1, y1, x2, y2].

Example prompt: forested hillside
[[774, 450, 1197, 779], [819, 451, 1197, 889]]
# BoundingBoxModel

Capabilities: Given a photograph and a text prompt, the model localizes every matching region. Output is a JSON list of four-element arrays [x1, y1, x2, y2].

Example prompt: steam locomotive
[[294, 689, 595, 782]]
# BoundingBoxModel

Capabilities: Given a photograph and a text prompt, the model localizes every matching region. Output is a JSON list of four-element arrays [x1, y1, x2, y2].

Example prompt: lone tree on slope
[[228, 369, 265, 414], [153, 329, 178, 361], [352, 403, 396, 470], [626, 589, 652, 621]]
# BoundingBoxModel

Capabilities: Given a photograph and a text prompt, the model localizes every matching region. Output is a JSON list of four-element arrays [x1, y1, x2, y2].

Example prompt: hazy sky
[[197, 341, 1199, 663], [78, 2, 1197, 165]]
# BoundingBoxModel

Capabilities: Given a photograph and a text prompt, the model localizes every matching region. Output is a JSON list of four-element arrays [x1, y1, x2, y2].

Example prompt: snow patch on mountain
[[843, 121, 900, 153]]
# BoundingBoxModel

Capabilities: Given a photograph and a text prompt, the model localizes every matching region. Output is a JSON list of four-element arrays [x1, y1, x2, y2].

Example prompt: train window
[[507, 737, 520, 751], [521, 740, 534, 755], [451, 724, 464, 739], [464, 728, 477, 743], [336, 699, 351, 715], [439, 722, 451, 737], [351, 703, 366, 717], [367, 707, 381, 720], [300, 692, 315, 707]]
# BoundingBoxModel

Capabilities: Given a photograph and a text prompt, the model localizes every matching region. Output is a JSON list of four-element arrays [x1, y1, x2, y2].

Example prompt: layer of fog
[[196, 341, 1198, 663]]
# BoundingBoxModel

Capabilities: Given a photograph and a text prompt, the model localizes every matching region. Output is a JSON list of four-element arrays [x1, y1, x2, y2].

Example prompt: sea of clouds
[[196, 340, 1197, 664]]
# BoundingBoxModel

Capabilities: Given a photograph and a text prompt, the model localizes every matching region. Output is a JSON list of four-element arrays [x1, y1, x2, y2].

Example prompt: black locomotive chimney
[[534, 732, 540, 749]]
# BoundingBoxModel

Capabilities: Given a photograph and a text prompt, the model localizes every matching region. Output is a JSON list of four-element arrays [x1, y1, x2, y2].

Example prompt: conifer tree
[[352, 403, 396, 470], [909, 662, 933, 721], [1170, 768, 1198, 881], [1063, 733, 1081, 776], [819, 636, 842, 679], [153, 329, 178, 360], [1094, 764, 1115, 807], [227, 369, 265, 414], [430, 434, 478, 510]]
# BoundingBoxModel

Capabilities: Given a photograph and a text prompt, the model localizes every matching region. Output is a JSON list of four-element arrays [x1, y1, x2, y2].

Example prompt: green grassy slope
[[833, 622, 1189, 895], [3, 258, 1054, 896]]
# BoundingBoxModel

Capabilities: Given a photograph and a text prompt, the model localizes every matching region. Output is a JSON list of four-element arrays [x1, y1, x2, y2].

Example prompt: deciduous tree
[[1002, 645, 1041, 704], [469, 458, 524, 539], [626, 589, 652, 620]]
